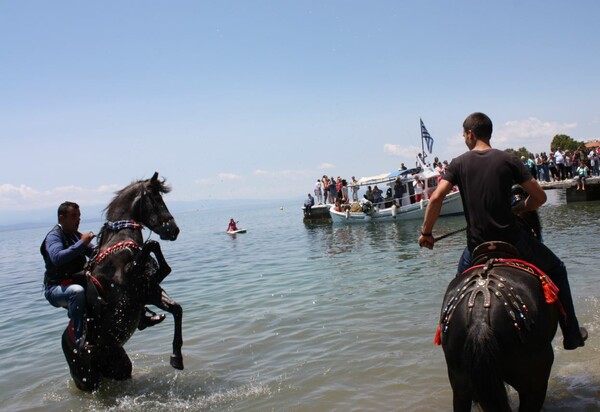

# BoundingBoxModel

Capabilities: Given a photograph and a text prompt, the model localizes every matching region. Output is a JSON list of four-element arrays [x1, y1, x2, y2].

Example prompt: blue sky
[[1, 1, 599, 221]]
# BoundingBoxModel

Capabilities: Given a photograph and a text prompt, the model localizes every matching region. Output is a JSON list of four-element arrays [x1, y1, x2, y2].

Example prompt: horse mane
[[104, 174, 171, 219]]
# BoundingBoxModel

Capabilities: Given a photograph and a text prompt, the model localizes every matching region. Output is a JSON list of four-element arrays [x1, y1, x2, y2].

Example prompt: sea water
[[1, 190, 599, 411]]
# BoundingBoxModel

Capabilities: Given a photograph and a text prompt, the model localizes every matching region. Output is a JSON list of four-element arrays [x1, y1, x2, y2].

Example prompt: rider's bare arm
[[419, 179, 454, 249]]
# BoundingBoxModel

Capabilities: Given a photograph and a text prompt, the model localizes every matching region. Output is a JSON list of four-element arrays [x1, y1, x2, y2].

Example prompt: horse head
[[134, 172, 180, 241], [105, 172, 180, 241]]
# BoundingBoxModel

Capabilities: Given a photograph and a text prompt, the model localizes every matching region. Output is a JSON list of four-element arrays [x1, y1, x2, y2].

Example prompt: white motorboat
[[329, 154, 464, 223], [329, 190, 463, 223]]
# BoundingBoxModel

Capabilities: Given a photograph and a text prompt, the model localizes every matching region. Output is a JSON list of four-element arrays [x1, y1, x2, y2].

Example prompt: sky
[[1, 1, 599, 224]]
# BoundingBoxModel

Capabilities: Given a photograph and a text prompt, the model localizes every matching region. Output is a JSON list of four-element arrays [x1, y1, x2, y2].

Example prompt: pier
[[539, 177, 600, 202]]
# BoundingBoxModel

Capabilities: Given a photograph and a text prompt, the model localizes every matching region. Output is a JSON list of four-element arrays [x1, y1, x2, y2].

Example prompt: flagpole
[[420, 118, 426, 166]]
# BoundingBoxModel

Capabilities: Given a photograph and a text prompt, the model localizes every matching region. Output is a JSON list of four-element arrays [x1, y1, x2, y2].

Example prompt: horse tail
[[464, 321, 510, 411]]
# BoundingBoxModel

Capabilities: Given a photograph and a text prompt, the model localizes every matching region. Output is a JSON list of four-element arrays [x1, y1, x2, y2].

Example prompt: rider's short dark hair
[[463, 112, 493, 139], [58, 201, 79, 218]]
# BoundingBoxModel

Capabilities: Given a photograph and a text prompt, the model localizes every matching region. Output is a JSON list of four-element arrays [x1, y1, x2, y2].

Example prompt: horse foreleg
[[149, 286, 183, 370], [149, 241, 171, 283], [138, 240, 172, 283]]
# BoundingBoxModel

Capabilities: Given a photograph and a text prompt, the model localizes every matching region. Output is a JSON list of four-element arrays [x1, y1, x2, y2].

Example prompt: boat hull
[[302, 204, 332, 223], [329, 191, 463, 223]]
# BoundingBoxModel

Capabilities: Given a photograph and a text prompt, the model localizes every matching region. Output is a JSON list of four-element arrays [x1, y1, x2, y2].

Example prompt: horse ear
[[151, 172, 159, 182]]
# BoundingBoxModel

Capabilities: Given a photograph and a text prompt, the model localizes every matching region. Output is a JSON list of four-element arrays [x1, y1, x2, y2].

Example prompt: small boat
[[317, 119, 464, 224], [329, 150, 464, 223], [302, 203, 331, 223], [227, 228, 247, 234], [329, 190, 463, 223]]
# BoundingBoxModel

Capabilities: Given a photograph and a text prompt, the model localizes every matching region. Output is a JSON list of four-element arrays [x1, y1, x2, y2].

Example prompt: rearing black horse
[[437, 241, 560, 412], [61, 172, 183, 391]]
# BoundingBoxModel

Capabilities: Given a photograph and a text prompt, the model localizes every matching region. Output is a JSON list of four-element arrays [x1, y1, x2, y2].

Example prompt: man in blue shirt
[[41, 201, 95, 350], [42, 201, 165, 351]]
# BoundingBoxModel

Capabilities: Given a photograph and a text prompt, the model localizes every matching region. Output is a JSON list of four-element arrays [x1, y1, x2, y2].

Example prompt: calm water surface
[[1, 190, 599, 411]]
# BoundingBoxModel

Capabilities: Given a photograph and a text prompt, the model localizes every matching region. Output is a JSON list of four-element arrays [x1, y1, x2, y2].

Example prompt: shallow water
[[1, 190, 599, 411]]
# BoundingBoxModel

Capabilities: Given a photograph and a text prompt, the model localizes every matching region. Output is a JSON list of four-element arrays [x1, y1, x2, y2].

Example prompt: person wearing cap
[[418, 112, 587, 350]]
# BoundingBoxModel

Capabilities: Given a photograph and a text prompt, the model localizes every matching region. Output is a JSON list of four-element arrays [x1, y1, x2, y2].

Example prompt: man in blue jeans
[[42, 201, 165, 352], [418, 112, 587, 350], [41, 201, 96, 351]]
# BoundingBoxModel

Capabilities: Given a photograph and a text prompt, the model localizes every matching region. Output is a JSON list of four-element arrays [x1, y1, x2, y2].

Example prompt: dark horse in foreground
[[61, 172, 183, 391], [436, 241, 560, 412]]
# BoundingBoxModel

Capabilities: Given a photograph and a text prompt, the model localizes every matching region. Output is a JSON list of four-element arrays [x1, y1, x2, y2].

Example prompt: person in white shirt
[[554, 148, 565, 180], [314, 179, 323, 204]]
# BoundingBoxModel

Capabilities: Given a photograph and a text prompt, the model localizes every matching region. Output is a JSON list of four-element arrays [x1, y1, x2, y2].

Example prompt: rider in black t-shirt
[[418, 112, 587, 350]]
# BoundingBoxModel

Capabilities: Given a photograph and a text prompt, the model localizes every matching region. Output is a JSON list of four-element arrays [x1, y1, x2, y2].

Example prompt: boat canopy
[[357, 167, 423, 187], [357, 173, 393, 186]]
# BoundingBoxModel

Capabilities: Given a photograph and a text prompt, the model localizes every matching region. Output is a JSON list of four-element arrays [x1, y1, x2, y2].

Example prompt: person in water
[[42, 202, 165, 351], [418, 112, 587, 350], [41, 202, 95, 351], [228, 218, 239, 232]]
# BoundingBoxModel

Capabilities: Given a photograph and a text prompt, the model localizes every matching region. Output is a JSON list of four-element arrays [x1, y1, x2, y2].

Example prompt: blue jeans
[[456, 228, 581, 340], [45, 283, 86, 342]]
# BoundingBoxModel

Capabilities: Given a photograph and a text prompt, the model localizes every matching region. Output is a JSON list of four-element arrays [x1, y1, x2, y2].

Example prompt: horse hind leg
[[98, 346, 132, 381], [149, 286, 184, 370], [447, 367, 474, 412], [514, 352, 553, 412]]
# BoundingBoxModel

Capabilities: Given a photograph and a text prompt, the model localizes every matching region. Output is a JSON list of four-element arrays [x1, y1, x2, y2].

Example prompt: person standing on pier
[[554, 147, 566, 180]]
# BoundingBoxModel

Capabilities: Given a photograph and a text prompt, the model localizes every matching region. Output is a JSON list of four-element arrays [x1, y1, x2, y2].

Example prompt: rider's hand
[[419, 233, 434, 249], [81, 231, 96, 244]]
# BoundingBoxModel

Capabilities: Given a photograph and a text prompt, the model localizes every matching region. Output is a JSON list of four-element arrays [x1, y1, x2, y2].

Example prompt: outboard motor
[[361, 200, 374, 215]]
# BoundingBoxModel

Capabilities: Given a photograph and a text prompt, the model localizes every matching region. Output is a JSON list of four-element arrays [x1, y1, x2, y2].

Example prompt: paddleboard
[[227, 228, 247, 234]]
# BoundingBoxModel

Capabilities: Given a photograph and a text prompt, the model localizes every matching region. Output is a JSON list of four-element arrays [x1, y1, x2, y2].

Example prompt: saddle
[[471, 241, 520, 265]]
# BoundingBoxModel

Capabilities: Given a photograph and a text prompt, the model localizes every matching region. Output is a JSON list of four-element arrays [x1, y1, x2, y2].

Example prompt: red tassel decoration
[[434, 325, 442, 346]]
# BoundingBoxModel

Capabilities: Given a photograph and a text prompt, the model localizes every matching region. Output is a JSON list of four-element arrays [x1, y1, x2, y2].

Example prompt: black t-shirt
[[443, 149, 532, 251]]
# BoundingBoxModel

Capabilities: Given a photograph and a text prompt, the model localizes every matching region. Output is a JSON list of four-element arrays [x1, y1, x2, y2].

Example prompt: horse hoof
[[170, 355, 184, 370]]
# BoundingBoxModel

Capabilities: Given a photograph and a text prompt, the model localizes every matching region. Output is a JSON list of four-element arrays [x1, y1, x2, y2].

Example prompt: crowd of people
[[307, 161, 453, 214], [311, 175, 354, 206], [307, 145, 600, 214], [522, 147, 599, 189]]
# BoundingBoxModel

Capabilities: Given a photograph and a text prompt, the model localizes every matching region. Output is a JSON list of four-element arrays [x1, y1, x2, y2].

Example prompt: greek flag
[[420, 118, 434, 154]]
